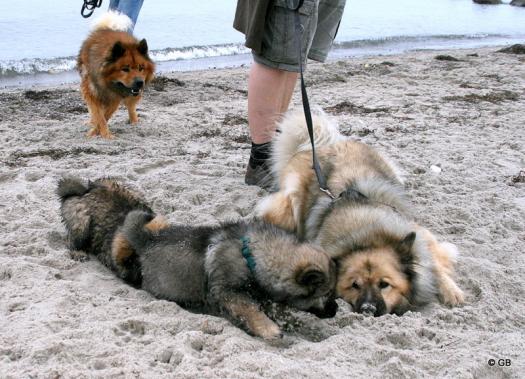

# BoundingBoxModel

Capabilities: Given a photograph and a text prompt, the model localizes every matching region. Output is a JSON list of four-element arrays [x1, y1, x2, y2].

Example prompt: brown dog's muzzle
[[131, 78, 144, 96], [355, 288, 387, 317]]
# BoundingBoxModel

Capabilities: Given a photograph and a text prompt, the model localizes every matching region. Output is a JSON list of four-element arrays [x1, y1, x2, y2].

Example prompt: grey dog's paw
[[258, 322, 283, 341], [439, 277, 465, 307]]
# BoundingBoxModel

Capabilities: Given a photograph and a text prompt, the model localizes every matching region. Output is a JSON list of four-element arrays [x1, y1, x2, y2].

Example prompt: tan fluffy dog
[[257, 111, 464, 316]]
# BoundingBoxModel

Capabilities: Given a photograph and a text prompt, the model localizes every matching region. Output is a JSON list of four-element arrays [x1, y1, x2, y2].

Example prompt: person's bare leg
[[248, 62, 298, 144], [245, 62, 298, 188], [280, 68, 298, 114]]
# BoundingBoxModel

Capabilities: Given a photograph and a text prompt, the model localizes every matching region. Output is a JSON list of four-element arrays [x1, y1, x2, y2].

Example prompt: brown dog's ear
[[296, 267, 326, 287], [137, 39, 149, 57], [108, 41, 126, 62]]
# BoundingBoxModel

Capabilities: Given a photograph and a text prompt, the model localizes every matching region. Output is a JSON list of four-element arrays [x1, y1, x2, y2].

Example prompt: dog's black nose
[[360, 303, 376, 316], [133, 78, 144, 89]]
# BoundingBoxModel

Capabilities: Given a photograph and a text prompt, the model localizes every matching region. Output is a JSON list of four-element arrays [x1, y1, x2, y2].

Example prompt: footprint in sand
[[114, 320, 148, 344], [134, 160, 176, 175]]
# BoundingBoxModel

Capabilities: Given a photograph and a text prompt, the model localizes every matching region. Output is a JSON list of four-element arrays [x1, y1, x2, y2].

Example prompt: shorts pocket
[[262, 0, 317, 66], [309, 0, 345, 61]]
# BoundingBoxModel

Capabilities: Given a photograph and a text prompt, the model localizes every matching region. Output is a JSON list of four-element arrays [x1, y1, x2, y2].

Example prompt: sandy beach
[[1, 46, 524, 378]]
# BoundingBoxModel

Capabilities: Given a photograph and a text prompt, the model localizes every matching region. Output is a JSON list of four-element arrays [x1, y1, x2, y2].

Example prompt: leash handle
[[293, 11, 335, 199], [81, 0, 103, 18]]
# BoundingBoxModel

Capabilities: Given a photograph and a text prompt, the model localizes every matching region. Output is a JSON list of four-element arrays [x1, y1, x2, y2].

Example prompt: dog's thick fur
[[77, 11, 155, 138], [58, 178, 338, 340], [257, 111, 464, 316], [57, 177, 166, 286], [118, 211, 337, 339]]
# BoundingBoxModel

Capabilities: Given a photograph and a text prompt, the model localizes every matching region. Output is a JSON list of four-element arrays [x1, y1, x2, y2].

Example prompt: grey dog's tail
[[57, 177, 90, 201], [120, 210, 156, 252]]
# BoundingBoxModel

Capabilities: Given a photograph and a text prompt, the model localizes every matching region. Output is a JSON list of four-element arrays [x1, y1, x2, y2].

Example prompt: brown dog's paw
[[87, 126, 114, 139], [98, 129, 115, 139], [86, 128, 99, 138]]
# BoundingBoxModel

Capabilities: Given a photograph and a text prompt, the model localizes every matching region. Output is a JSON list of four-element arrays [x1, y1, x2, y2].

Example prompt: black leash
[[81, 0, 103, 18], [290, 2, 378, 205], [292, 3, 335, 199]]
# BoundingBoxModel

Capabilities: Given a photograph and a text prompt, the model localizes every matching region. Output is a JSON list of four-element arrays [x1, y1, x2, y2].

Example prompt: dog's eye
[[351, 282, 360, 290], [122, 67, 130, 72], [378, 281, 390, 289], [138, 65, 144, 72]]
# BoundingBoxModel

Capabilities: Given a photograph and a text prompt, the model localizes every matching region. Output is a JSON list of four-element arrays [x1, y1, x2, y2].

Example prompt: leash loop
[[81, 0, 103, 18]]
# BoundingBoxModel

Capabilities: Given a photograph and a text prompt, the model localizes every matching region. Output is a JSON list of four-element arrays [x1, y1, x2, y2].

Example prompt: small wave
[[0, 34, 521, 78], [150, 43, 250, 62], [0, 43, 250, 78], [0, 57, 77, 77], [332, 33, 509, 49]]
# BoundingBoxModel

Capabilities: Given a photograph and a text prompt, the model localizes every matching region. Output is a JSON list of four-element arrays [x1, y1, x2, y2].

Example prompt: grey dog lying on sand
[[58, 177, 337, 340]]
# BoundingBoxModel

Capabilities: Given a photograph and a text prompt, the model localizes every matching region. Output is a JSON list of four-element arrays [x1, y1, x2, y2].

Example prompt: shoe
[[244, 163, 274, 190]]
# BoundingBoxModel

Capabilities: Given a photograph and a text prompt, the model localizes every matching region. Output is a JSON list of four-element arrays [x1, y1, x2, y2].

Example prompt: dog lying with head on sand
[[77, 11, 155, 139], [58, 177, 338, 340], [257, 111, 465, 316]]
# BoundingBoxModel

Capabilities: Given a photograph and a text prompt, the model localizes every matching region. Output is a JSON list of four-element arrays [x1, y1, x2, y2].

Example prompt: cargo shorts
[[254, 0, 346, 72]]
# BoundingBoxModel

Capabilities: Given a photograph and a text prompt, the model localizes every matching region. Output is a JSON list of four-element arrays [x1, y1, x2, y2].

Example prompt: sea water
[[1, 0, 524, 87]]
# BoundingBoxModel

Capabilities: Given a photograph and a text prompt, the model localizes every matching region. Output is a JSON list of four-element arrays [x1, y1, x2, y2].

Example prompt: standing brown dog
[[78, 12, 155, 138]]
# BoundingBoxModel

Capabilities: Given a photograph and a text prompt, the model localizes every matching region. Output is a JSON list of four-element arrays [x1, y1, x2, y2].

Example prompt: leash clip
[[319, 187, 336, 200]]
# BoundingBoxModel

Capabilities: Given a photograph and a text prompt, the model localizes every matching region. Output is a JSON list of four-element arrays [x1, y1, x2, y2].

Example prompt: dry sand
[[1, 47, 524, 378]]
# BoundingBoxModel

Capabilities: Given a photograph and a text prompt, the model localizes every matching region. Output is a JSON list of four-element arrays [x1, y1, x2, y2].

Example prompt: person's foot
[[244, 162, 274, 190]]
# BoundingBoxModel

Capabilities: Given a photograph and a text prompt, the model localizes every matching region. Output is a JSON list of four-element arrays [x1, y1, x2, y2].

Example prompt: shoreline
[[1, 46, 524, 378], [1, 39, 523, 89]]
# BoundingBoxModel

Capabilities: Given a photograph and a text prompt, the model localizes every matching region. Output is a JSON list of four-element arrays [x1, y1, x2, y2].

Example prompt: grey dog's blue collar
[[240, 236, 256, 273]]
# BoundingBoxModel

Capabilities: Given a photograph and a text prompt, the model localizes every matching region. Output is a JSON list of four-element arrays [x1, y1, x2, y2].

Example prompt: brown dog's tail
[[57, 177, 89, 202], [91, 11, 132, 32]]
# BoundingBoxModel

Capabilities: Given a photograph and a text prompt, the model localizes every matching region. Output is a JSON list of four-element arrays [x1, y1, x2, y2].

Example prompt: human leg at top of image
[[108, 0, 144, 32]]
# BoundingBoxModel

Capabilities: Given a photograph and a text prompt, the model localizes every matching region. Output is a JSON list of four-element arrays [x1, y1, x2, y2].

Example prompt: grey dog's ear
[[396, 232, 416, 261], [296, 267, 326, 287], [395, 232, 418, 286]]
